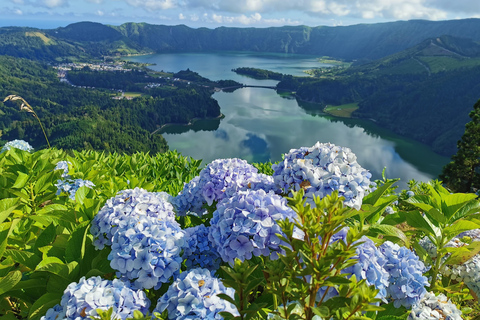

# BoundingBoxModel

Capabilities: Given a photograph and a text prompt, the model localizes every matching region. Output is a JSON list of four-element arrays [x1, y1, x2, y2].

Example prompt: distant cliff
[[3, 19, 480, 62]]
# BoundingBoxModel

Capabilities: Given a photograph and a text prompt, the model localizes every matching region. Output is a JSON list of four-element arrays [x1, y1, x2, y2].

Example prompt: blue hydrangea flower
[[91, 187, 176, 250], [0, 139, 34, 153], [154, 268, 238, 320], [54, 160, 72, 178], [55, 178, 95, 200], [183, 224, 222, 271], [408, 292, 463, 320], [316, 228, 390, 302], [40, 276, 150, 320], [272, 142, 375, 210], [208, 189, 297, 265], [379, 241, 429, 308], [108, 215, 186, 290], [172, 176, 206, 216], [406, 191, 415, 198], [173, 159, 259, 216]]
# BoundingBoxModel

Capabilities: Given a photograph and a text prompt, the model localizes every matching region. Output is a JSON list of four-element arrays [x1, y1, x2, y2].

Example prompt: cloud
[[125, 0, 177, 10], [42, 0, 68, 8]]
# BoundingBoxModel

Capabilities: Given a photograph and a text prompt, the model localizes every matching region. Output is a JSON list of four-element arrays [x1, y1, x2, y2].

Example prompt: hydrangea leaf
[[444, 241, 480, 265], [0, 270, 21, 296], [0, 198, 18, 225]]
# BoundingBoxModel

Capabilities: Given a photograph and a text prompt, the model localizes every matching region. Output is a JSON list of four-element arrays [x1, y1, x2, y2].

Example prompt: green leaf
[[34, 222, 57, 251], [65, 222, 90, 263], [443, 219, 480, 240], [28, 292, 62, 320], [444, 241, 480, 265], [442, 193, 479, 220], [12, 171, 29, 189], [0, 198, 19, 224], [369, 224, 410, 247], [404, 210, 440, 237], [0, 219, 20, 259], [362, 179, 398, 206], [0, 270, 21, 295], [33, 171, 55, 194], [312, 306, 330, 318], [75, 186, 90, 204], [4, 249, 42, 270], [35, 257, 65, 270]]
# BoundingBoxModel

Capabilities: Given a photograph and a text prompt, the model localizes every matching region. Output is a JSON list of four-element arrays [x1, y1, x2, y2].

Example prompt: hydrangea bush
[[2, 139, 477, 320]]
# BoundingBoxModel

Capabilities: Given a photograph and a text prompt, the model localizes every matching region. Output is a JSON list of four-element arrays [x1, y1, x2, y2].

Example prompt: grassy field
[[324, 102, 359, 118], [124, 92, 143, 97], [25, 31, 53, 45]]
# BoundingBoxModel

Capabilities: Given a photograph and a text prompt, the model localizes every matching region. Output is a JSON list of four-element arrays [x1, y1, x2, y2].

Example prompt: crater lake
[[127, 52, 450, 188]]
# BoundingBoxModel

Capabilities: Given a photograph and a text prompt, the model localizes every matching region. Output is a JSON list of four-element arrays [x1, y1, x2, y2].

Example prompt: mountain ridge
[[3, 19, 480, 62]]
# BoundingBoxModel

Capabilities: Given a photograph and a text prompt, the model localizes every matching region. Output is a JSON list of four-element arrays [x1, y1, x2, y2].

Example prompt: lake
[[127, 52, 450, 189]]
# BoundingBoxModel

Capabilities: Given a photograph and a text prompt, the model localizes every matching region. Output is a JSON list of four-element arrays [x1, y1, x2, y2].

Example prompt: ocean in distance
[[127, 52, 449, 188]]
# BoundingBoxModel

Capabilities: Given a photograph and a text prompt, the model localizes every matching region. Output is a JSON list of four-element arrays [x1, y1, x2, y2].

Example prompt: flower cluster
[[54, 160, 72, 178], [173, 158, 259, 215], [1, 139, 33, 153], [40, 276, 150, 320], [408, 292, 463, 320], [208, 189, 297, 265], [109, 215, 186, 290], [183, 224, 222, 271], [154, 268, 238, 320], [316, 228, 390, 302], [272, 142, 374, 210], [379, 241, 429, 308], [172, 176, 205, 216], [55, 178, 95, 200], [344, 236, 390, 301], [90, 188, 176, 250]]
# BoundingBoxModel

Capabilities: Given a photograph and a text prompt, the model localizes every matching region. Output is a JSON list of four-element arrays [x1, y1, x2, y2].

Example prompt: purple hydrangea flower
[[408, 292, 462, 320], [1, 139, 33, 153], [272, 142, 375, 210], [40, 276, 150, 320], [90, 187, 176, 250], [208, 189, 297, 265], [379, 241, 429, 308], [154, 268, 238, 320], [173, 159, 259, 216], [108, 215, 186, 290], [183, 224, 222, 271]]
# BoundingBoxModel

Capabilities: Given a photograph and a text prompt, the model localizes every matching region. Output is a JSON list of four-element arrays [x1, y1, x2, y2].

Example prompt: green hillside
[[275, 35, 480, 156], [0, 56, 224, 154], [348, 35, 480, 75]]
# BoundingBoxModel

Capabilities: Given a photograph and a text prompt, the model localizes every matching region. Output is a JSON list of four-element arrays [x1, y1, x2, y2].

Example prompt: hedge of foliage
[[0, 141, 479, 320]]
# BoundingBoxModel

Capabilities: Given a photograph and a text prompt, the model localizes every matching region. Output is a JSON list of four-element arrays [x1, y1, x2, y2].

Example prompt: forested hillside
[[0, 56, 221, 154], [276, 35, 480, 156]]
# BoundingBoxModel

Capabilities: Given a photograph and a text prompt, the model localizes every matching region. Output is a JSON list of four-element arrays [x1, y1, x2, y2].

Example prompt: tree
[[441, 99, 480, 193]]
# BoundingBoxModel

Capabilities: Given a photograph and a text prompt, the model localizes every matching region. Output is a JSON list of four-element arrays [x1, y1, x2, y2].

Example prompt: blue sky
[[1, 0, 480, 29]]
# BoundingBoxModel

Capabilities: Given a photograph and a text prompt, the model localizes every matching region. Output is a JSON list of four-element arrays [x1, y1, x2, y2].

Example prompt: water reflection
[[161, 87, 449, 189], [160, 117, 221, 134]]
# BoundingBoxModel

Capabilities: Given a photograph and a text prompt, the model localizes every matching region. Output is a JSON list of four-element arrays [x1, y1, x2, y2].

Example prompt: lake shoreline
[[151, 113, 225, 135]]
